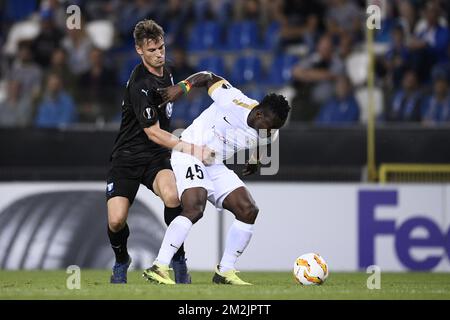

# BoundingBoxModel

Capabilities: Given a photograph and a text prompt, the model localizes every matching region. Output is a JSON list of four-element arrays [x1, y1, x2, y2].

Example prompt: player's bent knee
[[237, 203, 259, 224], [182, 201, 206, 224], [161, 188, 180, 207], [181, 188, 208, 224], [107, 197, 130, 231], [183, 210, 203, 224], [108, 217, 127, 232], [108, 210, 128, 232]]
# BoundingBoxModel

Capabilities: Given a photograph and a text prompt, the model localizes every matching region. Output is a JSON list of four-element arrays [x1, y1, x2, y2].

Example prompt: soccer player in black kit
[[106, 20, 214, 284]]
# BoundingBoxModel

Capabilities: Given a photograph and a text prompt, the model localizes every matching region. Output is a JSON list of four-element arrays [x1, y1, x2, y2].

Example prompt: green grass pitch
[[1, 271, 449, 300]]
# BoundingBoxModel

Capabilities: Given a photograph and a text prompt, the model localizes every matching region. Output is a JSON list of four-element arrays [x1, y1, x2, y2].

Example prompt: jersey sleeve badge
[[143, 107, 156, 121]]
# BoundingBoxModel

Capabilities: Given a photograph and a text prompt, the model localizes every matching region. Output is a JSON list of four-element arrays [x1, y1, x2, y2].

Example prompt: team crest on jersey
[[143, 107, 155, 120], [166, 102, 173, 118]]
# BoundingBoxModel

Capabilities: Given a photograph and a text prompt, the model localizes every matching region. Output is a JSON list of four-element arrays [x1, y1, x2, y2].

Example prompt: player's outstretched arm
[[144, 122, 215, 165], [157, 71, 223, 107]]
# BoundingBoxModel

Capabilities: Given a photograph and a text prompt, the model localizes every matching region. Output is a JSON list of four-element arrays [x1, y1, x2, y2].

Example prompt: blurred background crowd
[[0, 0, 449, 129]]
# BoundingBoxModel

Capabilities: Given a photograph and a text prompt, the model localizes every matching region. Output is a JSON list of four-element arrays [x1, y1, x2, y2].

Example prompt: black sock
[[164, 205, 185, 260], [107, 224, 130, 263]]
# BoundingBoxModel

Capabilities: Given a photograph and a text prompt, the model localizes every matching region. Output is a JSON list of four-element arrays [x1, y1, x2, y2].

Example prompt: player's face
[[136, 37, 165, 69], [255, 110, 284, 133]]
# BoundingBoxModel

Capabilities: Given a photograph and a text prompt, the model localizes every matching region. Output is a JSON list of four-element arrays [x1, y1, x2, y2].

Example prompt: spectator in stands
[[430, 42, 450, 84], [85, 0, 120, 21], [315, 74, 359, 125], [291, 34, 345, 121], [325, 0, 363, 42], [270, 0, 324, 49], [159, 0, 192, 47], [233, 0, 271, 28], [40, 0, 68, 31], [384, 24, 412, 89], [374, 1, 397, 44], [167, 46, 203, 129], [385, 70, 423, 122], [35, 73, 77, 127], [408, 2, 449, 81], [192, 0, 232, 23], [62, 22, 94, 75], [234, 0, 263, 21], [170, 47, 197, 82], [31, 9, 64, 68], [9, 40, 43, 104], [339, 32, 354, 57], [421, 71, 450, 124], [0, 79, 33, 127], [338, 32, 354, 65], [397, 0, 417, 40], [78, 47, 118, 122], [117, 0, 159, 41], [410, 0, 449, 56], [47, 47, 78, 97]]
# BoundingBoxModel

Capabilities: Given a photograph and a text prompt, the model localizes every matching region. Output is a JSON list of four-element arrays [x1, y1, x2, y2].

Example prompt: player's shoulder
[[130, 64, 165, 91], [210, 80, 259, 108], [127, 63, 147, 88], [208, 79, 233, 95]]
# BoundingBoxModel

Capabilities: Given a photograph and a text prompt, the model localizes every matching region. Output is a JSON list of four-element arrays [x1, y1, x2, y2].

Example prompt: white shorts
[[171, 150, 245, 209]]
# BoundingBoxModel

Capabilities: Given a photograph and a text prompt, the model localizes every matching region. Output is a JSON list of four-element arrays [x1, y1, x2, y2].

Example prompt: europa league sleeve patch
[[141, 106, 158, 127]]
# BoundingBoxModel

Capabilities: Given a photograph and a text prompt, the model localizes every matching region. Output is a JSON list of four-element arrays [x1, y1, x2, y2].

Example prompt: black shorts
[[105, 155, 172, 205]]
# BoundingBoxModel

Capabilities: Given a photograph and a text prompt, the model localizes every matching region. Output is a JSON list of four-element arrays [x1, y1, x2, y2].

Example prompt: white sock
[[155, 216, 192, 266], [219, 220, 254, 272]]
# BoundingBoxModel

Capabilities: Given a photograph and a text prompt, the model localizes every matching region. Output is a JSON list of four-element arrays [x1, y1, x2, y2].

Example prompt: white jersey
[[180, 79, 262, 163]]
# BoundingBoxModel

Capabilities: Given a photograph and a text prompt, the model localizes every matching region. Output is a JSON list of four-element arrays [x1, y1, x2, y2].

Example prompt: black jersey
[[110, 63, 175, 166]]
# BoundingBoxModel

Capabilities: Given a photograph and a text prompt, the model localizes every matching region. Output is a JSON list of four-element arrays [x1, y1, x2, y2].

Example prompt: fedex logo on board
[[358, 190, 450, 270]]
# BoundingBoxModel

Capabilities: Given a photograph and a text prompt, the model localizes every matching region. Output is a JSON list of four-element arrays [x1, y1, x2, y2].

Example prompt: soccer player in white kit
[[143, 71, 291, 285]]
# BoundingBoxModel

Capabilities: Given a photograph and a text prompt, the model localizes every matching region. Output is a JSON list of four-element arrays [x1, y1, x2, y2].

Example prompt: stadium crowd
[[0, 0, 449, 128]]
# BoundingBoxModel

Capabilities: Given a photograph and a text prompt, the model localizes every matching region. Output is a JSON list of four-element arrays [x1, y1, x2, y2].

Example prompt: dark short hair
[[259, 93, 291, 123], [133, 19, 164, 46]]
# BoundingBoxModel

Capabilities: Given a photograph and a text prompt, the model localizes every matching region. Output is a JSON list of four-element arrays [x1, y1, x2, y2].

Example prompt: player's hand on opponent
[[184, 142, 216, 166], [200, 145, 216, 166], [157, 85, 183, 108], [192, 145, 215, 166], [242, 160, 260, 176]]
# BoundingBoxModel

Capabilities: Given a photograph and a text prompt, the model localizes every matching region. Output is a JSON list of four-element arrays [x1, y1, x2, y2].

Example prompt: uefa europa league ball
[[293, 253, 329, 285]]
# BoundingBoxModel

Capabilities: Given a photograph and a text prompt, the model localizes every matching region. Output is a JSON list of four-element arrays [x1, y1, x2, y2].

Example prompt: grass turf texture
[[0, 271, 449, 300]]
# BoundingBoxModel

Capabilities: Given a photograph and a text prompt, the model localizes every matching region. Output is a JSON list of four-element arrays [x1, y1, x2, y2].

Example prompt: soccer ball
[[293, 253, 329, 285]]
